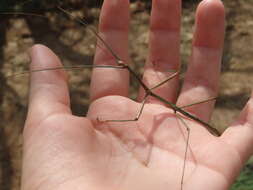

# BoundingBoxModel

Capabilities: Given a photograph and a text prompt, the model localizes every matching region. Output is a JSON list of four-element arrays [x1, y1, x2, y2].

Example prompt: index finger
[[25, 45, 71, 133], [90, 0, 130, 101]]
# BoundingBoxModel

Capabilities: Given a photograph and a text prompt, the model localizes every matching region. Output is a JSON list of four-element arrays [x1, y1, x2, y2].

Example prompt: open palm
[[22, 0, 253, 190]]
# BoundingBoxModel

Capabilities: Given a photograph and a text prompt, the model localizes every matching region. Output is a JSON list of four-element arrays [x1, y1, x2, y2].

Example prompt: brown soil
[[0, 1, 253, 189]]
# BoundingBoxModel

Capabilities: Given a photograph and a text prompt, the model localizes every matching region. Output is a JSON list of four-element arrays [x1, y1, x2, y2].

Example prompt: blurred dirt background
[[0, 0, 253, 189]]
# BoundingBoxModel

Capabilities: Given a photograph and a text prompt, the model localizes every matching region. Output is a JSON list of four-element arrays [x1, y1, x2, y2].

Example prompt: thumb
[[221, 92, 253, 163]]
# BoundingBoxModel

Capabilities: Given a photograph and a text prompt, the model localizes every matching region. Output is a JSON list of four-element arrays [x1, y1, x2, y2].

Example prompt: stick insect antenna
[[57, 6, 122, 62]]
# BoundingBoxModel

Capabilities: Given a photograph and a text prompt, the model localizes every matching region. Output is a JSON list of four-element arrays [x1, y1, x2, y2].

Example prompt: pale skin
[[21, 0, 253, 189]]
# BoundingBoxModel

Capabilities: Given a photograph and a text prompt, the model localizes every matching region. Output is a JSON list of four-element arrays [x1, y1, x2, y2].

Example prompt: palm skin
[[22, 0, 253, 190], [22, 95, 249, 190]]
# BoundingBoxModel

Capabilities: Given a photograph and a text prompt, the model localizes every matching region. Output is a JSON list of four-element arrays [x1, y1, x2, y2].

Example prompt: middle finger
[[138, 0, 181, 104]]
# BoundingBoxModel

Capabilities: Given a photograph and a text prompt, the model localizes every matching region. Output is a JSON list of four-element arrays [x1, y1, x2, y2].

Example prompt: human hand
[[22, 0, 253, 190]]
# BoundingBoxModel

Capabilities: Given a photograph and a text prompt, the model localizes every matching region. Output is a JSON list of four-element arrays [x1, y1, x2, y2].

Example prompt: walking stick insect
[[6, 6, 220, 136], [3, 3, 223, 190]]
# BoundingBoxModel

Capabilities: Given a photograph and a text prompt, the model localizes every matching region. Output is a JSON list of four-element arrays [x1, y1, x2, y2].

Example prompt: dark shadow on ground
[[222, 1, 241, 72], [216, 92, 249, 110], [25, 16, 94, 66], [229, 68, 253, 74], [70, 89, 90, 116], [0, 17, 14, 190]]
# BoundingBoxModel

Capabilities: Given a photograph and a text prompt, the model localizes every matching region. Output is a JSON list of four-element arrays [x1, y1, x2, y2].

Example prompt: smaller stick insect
[[4, 4, 221, 190]]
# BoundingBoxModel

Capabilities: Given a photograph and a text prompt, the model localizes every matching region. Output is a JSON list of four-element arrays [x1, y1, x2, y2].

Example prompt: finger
[[139, 0, 181, 104], [177, 0, 225, 122], [90, 0, 130, 101], [221, 94, 253, 163], [25, 45, 71, 132]]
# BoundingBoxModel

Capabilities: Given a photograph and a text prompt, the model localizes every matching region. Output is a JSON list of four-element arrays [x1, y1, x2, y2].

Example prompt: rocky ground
[[0, 0, 253, 189]]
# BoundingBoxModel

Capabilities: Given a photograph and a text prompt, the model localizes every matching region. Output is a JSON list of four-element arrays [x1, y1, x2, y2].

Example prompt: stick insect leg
[[149, 71, 180, 91], [7, 64, 127, 78], [98, 95, 148, 123], [176, 113, 191, 190], [179, 97, 217, 109]]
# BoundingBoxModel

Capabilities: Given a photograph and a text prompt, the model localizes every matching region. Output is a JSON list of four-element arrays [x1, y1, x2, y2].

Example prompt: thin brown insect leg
[[149, 71, 180, 91], [99, 94, 148, 123], [179, 97, 217, 109], [176, 113, 191, 190], [0, 12, 47, 18], [6, 65, 126, 78]]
